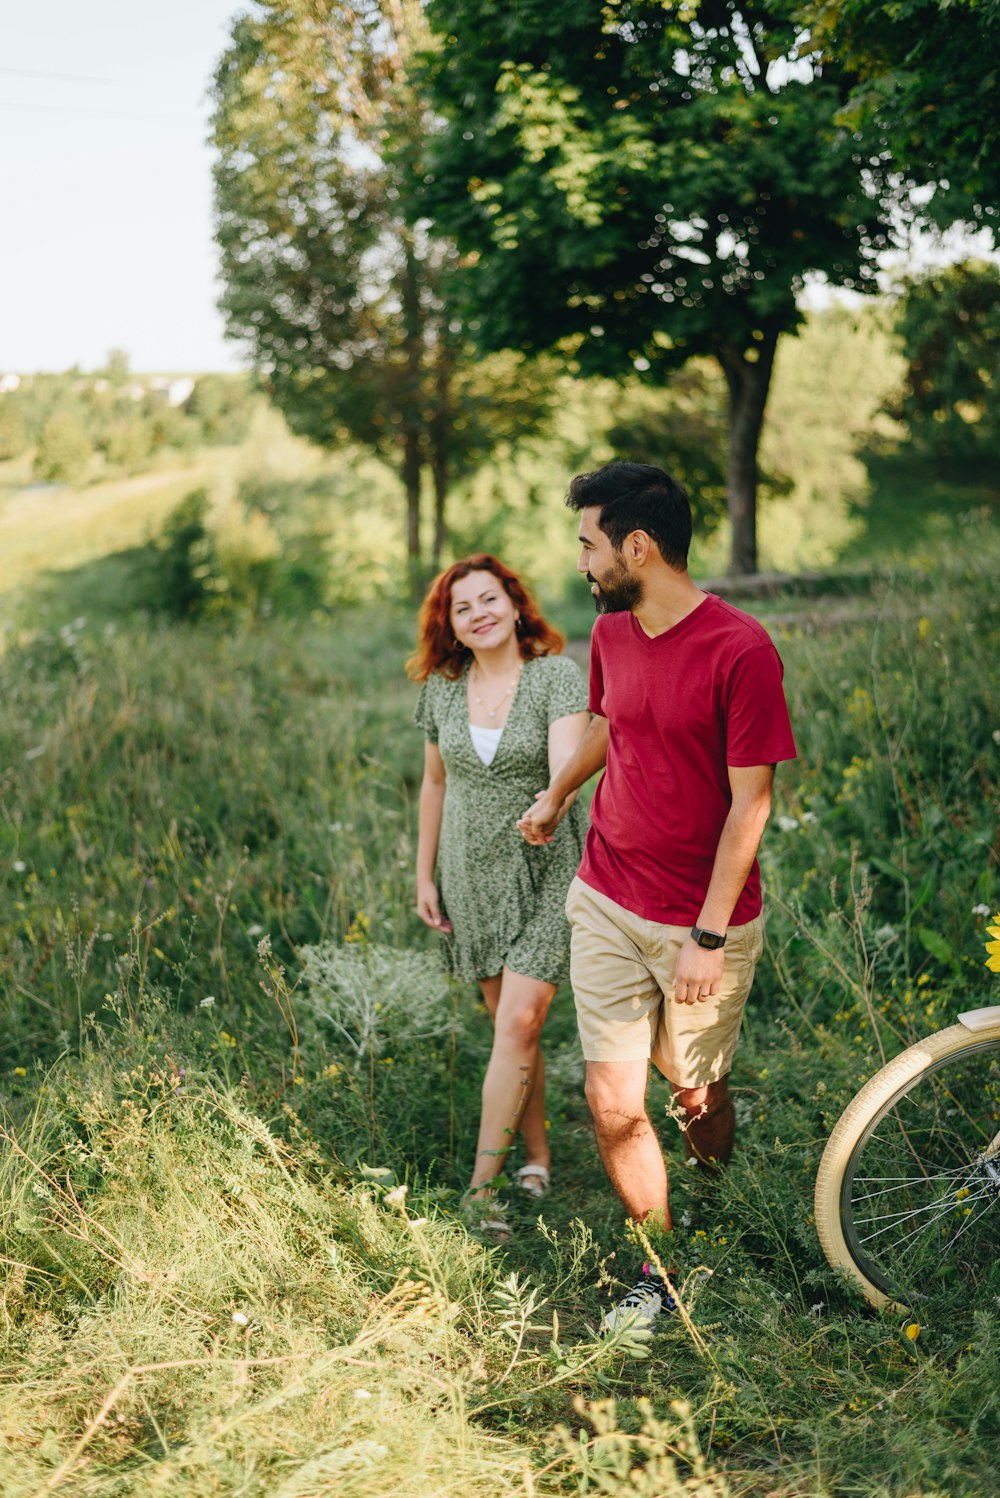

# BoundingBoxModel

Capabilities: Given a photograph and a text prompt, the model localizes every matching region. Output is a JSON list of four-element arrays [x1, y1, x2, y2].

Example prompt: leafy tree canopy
[[808, 0, 1000, 229], [417, 0, 897, 570]]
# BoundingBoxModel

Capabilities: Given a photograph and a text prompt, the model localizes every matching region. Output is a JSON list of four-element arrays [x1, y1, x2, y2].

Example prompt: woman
[[408, 555, 589, 1230]]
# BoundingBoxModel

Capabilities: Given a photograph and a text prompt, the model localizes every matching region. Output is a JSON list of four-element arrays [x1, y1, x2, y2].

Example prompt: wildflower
[[231, 1310, 250, 1327], [985, 915, 1000, 974], [800, 811, 818, 824], [199, 995, 216, 1008], [905, 1322, 920, 1341], [409, 1217, 428, 1228], [875, 924, 897, 943], [917, 616, 931, 642], [353, 1388, 372, 1400], [13, 1067, 26, 1077], [12, 861, 26, 873], [24, 746, 45, 761], [246, 923, 264, 937], [384, 1184, 408, 1207], [993, 729, 1000, 745], [776, 815, 800, 833], [972, 904, 991, 918]]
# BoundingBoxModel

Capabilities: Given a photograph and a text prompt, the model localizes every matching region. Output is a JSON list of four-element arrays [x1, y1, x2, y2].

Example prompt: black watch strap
[[691, 924, 726, 950]]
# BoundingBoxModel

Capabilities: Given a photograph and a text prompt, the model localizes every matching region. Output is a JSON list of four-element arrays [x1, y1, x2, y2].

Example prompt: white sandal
[[514, 1164, 551, 1199]]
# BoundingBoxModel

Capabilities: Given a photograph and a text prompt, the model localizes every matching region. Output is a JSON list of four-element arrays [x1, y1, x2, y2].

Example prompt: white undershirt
[[468, 722, 503, 766]]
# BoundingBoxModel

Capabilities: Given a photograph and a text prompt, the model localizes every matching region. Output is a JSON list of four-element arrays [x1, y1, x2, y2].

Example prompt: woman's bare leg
[[470, 968, 555, 1193]]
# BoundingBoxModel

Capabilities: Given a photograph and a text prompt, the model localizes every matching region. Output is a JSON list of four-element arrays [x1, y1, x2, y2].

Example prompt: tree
[[890, 260, 1000, 457], [807, 0, 1000, 230], [34, 413, 93, 484], [210, 0, 550, 579], [418, 0, 895, 572]]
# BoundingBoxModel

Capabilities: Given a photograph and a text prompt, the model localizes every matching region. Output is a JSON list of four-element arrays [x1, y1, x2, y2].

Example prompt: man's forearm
[[697, 796, 771, 932], [547, 715, 609, 802]]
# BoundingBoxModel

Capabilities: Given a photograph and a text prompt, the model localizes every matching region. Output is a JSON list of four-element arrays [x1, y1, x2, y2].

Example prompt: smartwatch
[[691, 924, 726, 950]]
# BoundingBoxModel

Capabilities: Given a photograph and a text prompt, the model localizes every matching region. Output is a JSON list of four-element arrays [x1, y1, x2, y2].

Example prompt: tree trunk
[[717, 327, 780, 576], [403, 428, 422, 577], [431, 449, 447, 572]]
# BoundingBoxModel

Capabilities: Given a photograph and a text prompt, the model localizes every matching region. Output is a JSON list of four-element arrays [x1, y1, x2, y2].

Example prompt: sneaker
[[600, 1264, 677, 1336]]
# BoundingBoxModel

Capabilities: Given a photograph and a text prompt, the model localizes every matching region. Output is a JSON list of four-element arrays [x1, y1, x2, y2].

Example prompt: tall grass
[[1, 519, 998, 1494]]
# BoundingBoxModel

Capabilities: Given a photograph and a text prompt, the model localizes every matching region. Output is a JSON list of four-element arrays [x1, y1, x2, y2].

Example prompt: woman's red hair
[[406, 554, 565, 682]]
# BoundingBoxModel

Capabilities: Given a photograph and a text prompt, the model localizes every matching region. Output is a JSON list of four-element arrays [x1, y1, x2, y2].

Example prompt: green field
[[1, 318, 999, 1495]]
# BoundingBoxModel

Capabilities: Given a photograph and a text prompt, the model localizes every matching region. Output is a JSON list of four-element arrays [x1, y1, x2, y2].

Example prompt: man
[[518, 461, 796, 1333]]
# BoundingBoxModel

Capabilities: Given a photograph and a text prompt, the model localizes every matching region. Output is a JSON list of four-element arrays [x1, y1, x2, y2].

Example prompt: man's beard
[[590, 557, 643, 614]]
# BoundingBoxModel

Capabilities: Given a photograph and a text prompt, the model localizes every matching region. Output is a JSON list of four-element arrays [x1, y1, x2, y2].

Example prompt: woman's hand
[[417, 878, 453, 933], [517, 788, 564, 845]]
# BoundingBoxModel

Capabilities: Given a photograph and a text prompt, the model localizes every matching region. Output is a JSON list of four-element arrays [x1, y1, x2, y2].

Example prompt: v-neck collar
[[628, 592, 715, 649], [462, 655, 529, 768]]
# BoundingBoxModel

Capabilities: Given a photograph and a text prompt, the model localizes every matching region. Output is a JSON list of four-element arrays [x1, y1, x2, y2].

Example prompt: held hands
[[416, 878, 453, 934], [517, 788, 565, 845], [673, 938, 725, 1005]]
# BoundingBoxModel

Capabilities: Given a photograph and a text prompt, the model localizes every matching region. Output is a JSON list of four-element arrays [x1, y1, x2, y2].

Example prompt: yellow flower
[[905, 1322, 920, 1341], [13, 1067, 26, 1077], [985, 915, 1000, 973], [917, 616, 931, 642]]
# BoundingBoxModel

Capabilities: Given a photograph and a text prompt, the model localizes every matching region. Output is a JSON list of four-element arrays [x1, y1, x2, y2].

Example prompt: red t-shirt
[[578, 594, 797, 925]]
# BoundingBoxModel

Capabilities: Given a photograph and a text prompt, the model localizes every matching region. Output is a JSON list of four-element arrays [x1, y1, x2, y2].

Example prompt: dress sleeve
[[412, 676, 440, 743], [543, 654, 589, 725]]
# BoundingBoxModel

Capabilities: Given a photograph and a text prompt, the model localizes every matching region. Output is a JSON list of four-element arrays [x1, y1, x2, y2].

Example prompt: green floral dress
[[414, 654, 589, 984]]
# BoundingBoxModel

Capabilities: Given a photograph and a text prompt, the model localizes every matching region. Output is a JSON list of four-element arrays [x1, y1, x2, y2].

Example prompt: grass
[[1, 502, 998, 1493]]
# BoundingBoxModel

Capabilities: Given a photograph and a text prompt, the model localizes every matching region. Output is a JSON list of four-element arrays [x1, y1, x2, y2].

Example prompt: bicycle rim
[[815, 1025, 1000, 1310]]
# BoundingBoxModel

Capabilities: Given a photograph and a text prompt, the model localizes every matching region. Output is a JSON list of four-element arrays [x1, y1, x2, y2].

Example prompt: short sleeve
[[725, 643, 797, 766], [541, 655, 589, 725], [413, 676, 439, 743], [588, 623, 606, 717]]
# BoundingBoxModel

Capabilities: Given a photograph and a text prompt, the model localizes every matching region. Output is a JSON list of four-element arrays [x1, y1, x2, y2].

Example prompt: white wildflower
[[993, 729, 1000, 746], [12, 860, 26, 873], [383, 1184, 408, 1208], [875, 924, 897, 943], [776, 815, 800, 833], [353, 1388, 372, 1400], [972, 904, 992, 918], [231, 1310, 250, 1327], [246, 923, 264, 937], [801, 810, 818, 825], [199, 995, 216, 1009]]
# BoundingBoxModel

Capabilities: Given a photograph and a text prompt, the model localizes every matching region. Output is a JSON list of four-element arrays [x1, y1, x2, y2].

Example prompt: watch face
[[694, 928, 725, 949]]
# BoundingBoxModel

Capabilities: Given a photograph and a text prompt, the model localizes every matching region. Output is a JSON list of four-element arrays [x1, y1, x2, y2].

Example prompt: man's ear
[[628, 529, 654, 565]]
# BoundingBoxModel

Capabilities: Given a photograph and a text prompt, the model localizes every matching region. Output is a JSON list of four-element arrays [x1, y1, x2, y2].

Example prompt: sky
[[1, 0, 246, 373]]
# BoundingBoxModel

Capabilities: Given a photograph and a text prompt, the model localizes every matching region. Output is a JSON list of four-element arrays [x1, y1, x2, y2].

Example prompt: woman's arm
[[416, 741, 453, 932]]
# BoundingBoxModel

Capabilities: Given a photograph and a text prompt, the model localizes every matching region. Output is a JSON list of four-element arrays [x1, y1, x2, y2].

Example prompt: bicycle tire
[[815, 1017, 1000, 1311]]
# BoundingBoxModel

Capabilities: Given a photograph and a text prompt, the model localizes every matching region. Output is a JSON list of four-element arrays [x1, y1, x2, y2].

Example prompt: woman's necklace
[[471, 661, 522, 720]]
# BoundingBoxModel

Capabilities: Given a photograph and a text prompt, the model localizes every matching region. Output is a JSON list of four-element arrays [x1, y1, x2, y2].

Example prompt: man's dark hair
[[566, 460, 692, 569]]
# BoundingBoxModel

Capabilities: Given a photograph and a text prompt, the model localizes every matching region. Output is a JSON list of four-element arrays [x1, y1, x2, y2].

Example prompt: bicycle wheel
[[815, 1012, 1000, 1311]]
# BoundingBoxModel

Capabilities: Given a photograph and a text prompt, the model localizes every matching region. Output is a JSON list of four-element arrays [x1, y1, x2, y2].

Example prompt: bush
[[0, 401, 27, 461], [33, 412, 93, 483]]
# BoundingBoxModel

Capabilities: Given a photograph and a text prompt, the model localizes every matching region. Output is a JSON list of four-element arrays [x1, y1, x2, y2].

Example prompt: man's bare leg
[[584, 1059, 671, 1227], [671, 1076, 734, 1168]]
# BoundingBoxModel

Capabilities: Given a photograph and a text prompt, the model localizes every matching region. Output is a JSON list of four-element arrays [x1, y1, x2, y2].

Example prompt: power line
[[0, 99, 201, 124], [0, 65, 117, 85]]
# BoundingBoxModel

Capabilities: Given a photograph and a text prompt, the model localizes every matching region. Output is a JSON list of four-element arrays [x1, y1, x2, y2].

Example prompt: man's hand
[[517, 789, 564, 845], [416, 878, 453, 933], [673, 938, 725, 1004]]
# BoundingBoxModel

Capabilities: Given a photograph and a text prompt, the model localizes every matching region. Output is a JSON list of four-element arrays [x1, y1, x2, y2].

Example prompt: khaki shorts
[[566, 876, 765, 1088]]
